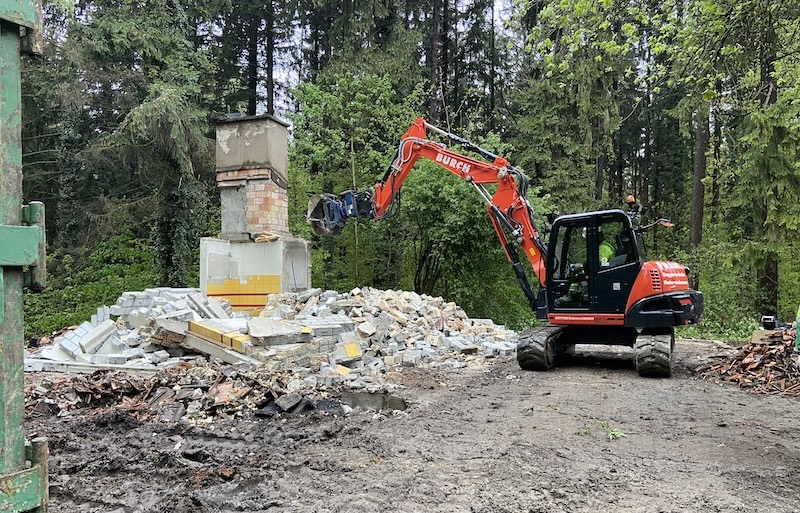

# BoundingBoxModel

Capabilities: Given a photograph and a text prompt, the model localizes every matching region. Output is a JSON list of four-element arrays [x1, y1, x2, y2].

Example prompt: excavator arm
[[306, 117, 548, 306]]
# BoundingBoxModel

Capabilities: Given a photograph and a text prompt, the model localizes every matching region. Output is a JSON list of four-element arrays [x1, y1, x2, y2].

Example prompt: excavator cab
[[546, 210, 643, 316]]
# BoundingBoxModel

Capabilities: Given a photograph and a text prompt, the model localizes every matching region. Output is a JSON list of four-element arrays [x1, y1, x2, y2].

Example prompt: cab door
[[588, 212, 641, 314], [546, 220, 590, 311]]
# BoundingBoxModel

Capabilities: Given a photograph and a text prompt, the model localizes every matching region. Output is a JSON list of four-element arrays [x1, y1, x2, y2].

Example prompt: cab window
[[597, 215, 638, 270], [553, 223, 588, 280]]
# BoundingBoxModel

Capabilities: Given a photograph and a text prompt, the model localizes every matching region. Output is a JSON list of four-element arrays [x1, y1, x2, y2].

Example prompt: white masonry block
[[78, 319, 117, 354]]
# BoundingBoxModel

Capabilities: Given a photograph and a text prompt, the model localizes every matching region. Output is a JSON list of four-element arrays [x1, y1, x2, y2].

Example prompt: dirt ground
[[25, 339, 800, 513]]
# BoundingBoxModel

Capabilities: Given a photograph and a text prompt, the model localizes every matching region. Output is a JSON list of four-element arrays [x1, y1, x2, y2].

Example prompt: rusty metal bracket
[[0, 202, 45, 324], [0, 439, 48, 512]]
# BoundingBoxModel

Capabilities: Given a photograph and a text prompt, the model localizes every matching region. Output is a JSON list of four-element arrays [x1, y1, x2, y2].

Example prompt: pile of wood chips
[[696, 328, 800, 396]]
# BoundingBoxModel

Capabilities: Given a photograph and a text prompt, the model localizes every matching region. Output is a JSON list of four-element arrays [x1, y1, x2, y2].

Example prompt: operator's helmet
[[625, 194, 636, 206]]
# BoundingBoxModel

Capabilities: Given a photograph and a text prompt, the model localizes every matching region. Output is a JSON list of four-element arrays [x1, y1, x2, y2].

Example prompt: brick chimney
[[214, 113, 290, 239]]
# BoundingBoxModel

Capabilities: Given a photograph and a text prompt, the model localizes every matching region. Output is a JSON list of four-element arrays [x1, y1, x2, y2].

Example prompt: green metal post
[[0, 1, 48, 511], [0, 18, 26, 480]]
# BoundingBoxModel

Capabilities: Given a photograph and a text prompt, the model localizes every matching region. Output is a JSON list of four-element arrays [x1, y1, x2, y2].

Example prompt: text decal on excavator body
[[435, 152, 472, 174]]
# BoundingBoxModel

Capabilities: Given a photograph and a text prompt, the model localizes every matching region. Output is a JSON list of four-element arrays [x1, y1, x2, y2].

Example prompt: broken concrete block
[[297, 288, 322, 303], [123, 348, 145, 359], [206, 297, 230, 319], [420, 347, 437, 360], [334, 364, 351, 376], [337, 331, 359, 345], [77, 353, 110, 365], [367, 358, 385, 373], [37, 344, 74, 362], [58, 338, 83, 358], [157, 357, 181, 368], [95, 336, 126, 355], [402, 350, 421, 366], [157, 308, 194, 322], [123, 332, 141, 347], [275, 393, 303, 411], [183, 333, 261, 365], [105, 354, 129, 365], [271, 304, 295, 320], [248, 318, 311, 346], [146, 350, 171, 364], [356, 321, 377, 338], [127, 308, 150, 329], [24, 359, 45, 372], [331, 340, 363, 364], [309, 353, 330, 367], [78, 320, 117, 354]]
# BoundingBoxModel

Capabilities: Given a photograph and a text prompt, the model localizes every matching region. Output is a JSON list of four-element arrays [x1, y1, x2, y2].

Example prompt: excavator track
[[633, 329, 674, 378], [516, 325, 565, 371]]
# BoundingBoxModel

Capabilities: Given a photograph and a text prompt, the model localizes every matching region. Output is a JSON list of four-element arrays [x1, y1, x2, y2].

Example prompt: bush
[[24, 232, 157, 339]]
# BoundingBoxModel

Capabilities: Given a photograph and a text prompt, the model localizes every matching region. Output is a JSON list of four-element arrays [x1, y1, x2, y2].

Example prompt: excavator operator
[[599, 232, 615, 267]]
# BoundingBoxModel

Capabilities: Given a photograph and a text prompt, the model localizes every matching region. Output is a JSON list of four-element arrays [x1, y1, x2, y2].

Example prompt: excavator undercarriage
[[516, 325, 675, 378]]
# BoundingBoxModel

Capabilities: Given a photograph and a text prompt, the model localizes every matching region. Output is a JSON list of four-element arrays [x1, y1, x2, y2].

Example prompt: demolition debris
[[24, 361, 362, 422], [695, 328, 800, 396], [25, 286, 518, 390]]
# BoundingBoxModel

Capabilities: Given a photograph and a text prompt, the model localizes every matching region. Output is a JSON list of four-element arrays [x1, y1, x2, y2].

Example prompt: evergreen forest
[[20, 0, 800, 340]]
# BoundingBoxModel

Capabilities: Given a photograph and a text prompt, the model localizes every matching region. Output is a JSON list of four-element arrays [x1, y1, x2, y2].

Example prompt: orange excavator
[[307, 118, 703, 377]]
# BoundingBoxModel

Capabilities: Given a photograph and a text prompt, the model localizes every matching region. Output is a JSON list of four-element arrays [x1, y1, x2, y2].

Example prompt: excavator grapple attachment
[[307, 194, 347, 237]]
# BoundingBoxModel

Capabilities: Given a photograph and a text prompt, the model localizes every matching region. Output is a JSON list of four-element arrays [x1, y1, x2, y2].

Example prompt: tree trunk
[[689, 105, 709, 289], [441, 0, 449, 121], [758, 16, 779, 314], [247, 16, 259, 115], [594, 156, 604, 201], [428, 0, 442, 122], [708, 79, 722, 223], [265, 1, 274, 115], [643, 104, 651, 209], [489, 1, 496, 128]]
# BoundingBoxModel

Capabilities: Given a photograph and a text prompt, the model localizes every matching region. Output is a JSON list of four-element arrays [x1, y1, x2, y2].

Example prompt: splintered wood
[[696, 328, 800, 396]]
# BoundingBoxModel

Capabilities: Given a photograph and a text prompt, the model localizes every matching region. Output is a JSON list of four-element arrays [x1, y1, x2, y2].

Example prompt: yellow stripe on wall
[[206, 275, 280, 310]]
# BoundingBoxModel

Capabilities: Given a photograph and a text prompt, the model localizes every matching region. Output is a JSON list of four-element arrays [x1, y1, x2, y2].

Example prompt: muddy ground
[[25, 340, 800, 512]]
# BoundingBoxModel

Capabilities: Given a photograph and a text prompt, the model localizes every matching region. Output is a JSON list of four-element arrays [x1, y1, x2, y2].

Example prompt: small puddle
[[340, 390, 407, 411]]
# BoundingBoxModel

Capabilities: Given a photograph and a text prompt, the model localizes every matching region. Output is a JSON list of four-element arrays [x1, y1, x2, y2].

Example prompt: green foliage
[[17, 0, 800, 338], [678, 236, 761, 340], [290, 71, 422, 288], [599, 421, 626, 441], [24, 233, 157, 339]]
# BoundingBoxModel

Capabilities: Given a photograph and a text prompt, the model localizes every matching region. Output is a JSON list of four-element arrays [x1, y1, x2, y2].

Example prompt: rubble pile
[[696, 328, 800, 396], [25, 285, 519, 410], [25, 361, 357, 423], [26, 288, 235, 372], [260, 287, 519, 369]]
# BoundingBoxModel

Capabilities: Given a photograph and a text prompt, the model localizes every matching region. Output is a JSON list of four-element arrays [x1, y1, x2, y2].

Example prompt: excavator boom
[[306, 117, 548, 297]]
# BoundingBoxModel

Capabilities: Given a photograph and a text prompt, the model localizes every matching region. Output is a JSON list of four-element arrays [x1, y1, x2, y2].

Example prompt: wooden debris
[[696, 328, 799, 397], [24, 360, 342, 422]]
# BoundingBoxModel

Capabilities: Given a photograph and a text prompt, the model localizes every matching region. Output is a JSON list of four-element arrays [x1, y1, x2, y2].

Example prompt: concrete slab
[[184, 333, 262, 365], [248, 318, 312, 346]]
